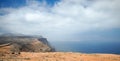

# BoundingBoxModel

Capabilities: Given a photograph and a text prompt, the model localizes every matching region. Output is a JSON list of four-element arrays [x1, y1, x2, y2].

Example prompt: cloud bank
[[0, 0, 120, 41]]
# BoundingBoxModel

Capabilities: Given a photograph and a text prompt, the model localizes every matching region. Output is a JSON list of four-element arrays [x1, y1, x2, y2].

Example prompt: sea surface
[[50, 41, 120, 54]]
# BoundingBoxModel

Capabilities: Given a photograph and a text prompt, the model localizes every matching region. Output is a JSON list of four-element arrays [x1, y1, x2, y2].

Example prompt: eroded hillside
[[0, 34, 55, 56]]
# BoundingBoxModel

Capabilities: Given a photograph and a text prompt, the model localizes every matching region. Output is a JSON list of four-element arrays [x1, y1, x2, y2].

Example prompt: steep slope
[[0, 34, 54, 56]]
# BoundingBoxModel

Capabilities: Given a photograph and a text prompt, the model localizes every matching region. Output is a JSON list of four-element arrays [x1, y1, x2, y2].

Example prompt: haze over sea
[[50, 41, 120, 54]]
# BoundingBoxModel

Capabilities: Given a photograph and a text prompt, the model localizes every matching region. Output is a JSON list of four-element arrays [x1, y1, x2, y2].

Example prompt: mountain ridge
[[0, 33, 55, 56]]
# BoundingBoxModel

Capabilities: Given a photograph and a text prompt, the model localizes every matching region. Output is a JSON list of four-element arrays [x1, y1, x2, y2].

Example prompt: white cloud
[[0, 0, 120, 41]]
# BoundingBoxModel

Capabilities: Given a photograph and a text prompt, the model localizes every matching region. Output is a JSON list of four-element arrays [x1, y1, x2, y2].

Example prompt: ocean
[[50, 41, 120, 54]]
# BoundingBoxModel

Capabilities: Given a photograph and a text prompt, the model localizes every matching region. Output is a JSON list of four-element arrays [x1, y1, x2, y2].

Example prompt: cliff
[[0, 33, 55, 56]]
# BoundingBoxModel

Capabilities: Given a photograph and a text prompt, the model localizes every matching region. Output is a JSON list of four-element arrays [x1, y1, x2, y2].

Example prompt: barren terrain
[[0, 52, 120, 61]]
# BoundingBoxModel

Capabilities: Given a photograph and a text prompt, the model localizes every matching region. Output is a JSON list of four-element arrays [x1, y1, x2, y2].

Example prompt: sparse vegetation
[[0, 52, 120, 61]]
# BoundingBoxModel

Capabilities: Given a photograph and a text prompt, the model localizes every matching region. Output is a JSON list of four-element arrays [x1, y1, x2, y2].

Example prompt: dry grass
[[0, 52, 120, 61]]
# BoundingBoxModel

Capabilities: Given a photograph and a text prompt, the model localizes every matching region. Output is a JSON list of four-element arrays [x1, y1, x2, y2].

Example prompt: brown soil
[[0, 52, 120, 61]]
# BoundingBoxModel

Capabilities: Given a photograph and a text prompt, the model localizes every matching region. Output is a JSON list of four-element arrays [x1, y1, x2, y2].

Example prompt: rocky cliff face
[[0, 34, 55, 55]]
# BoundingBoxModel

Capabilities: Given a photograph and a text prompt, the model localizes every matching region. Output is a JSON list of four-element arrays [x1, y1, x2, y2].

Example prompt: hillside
[[0, 33, 55, 56]]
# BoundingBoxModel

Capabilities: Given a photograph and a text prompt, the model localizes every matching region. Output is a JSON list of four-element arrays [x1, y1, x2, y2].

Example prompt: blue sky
[[0, 0, 120, 42], [0, 0, 59, 8], [0, 0, 26, 8]]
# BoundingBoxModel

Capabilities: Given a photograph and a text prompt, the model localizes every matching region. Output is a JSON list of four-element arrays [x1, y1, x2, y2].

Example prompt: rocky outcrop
[[0, 34, 55, 55], [38, 38, 55, 52]]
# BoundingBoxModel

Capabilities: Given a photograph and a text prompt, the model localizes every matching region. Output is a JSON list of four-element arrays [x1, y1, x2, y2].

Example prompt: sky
[[0, 0, 120, 42]]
